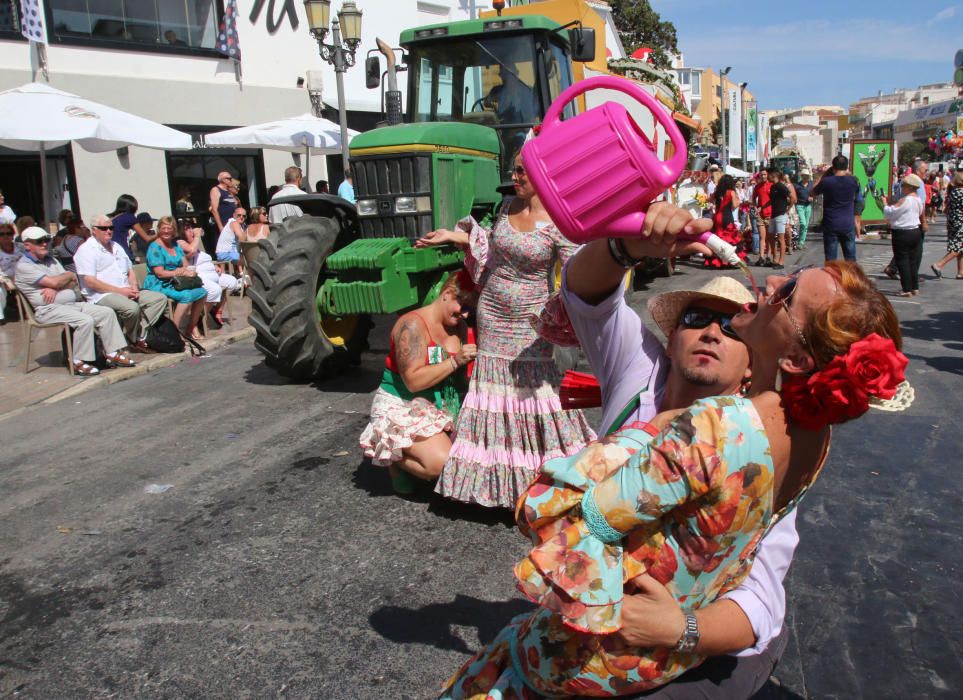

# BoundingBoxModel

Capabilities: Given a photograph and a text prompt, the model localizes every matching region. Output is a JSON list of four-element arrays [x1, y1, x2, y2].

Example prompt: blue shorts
[[768, 215, 788, 235], [216, 250, 240, 263]]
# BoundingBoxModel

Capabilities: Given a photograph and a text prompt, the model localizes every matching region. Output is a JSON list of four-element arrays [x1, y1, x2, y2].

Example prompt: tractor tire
[[247, 215, 372, 381]]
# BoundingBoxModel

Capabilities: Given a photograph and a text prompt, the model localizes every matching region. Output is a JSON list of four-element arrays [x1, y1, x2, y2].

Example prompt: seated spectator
[[315, 179, 329, 194], [128, 212, 158, 262], [0, 223, 23, 324], [179, 225, 241, 329], [54, 209, 74, 247], [0, 189, 16, 226], [15, 226, 135, 375], [53, 218, 91, 272], [246, 207, 269, 241], [215, 206, 247, 265], [74, 215, 169, 351], [143, 216, 206, 340], [15, 215, 35, 238], [108, 194, 149, 262]]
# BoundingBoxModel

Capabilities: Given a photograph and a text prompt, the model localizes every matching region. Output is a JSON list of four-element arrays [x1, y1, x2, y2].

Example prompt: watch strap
[[674, 612, 700, 653]]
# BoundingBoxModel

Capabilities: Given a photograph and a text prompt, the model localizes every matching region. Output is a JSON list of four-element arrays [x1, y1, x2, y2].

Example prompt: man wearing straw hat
[[560, 203, 796, 698]]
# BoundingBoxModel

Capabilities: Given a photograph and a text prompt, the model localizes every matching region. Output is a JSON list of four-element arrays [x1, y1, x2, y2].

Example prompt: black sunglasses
[[511, 165, 526, 176], [92, 225, 112, 231], [29, 237, 52, 245], [680, 307, 738, 339]]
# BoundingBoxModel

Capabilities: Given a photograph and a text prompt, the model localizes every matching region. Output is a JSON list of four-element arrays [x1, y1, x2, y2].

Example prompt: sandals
[[895, 291, 914, 297], [105, 352, 136, 368], [931, 264, 943, 279], [73, 361, 100, 376]]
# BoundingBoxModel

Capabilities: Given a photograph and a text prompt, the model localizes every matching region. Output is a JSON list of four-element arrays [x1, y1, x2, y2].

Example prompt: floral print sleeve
[[514, 396, 774, 635]]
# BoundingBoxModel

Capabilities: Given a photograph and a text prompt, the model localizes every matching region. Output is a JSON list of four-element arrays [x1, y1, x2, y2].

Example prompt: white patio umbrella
[[0, 82, 193, 222], [204, 113, 359, 191], [725, 164, 753, 178]]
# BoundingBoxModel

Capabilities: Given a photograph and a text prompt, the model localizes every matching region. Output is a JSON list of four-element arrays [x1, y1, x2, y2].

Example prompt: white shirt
[[0, 204, 15, 224], [268, 183, 305, 224], [73, 236, 132, 303], [0, 242, 23, 278], [883, 194, 924, 229], [215, 218, 240, 255]]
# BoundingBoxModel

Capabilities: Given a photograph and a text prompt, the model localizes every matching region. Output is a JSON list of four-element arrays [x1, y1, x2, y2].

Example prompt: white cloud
[[927, 6, 957, 25]]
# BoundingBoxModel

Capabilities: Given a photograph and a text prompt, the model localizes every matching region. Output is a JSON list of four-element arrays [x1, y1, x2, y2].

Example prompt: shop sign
[[250, 0, 300, 33]]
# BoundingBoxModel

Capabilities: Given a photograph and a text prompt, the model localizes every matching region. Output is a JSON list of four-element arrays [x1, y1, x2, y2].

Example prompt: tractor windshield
[[408, 33, 573, 177]]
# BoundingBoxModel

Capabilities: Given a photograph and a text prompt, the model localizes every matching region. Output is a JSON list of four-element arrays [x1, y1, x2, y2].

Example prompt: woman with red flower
[[441, 211, 909, 697]]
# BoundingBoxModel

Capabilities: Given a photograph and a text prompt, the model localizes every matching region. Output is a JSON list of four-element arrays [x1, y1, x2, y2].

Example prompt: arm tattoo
[[395, 318, 425, 374]]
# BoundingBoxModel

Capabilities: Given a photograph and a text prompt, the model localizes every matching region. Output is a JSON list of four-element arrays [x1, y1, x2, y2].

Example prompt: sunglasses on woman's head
[[679, 307, 739, 339], [766, 264, 818, 308]]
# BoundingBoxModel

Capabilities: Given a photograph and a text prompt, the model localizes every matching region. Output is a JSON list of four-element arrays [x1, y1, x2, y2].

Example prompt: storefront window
[[48, 0, 220, 51], [0, 1, 21, 35]]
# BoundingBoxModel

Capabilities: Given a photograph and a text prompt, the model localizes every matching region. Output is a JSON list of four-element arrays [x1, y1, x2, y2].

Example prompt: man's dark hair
[[831, 155, 849, 171], [315, 179, 328, 192], [344, 168, 352, 179], [766, 166, 780, 175]]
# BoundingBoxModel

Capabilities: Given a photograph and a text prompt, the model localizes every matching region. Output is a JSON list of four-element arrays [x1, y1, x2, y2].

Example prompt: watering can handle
[[540, 75, 688, 188]]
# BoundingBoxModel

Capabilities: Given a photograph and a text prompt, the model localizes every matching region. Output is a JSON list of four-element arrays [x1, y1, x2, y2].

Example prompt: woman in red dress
[[705, 174, 747, 268]]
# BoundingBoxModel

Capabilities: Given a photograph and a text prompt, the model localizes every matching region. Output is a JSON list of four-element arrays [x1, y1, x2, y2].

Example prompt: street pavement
[[0, 221, 960, 699]]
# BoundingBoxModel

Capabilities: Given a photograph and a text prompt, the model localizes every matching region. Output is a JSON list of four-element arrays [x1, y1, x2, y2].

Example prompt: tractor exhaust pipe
[[376, 37, 402, 126]]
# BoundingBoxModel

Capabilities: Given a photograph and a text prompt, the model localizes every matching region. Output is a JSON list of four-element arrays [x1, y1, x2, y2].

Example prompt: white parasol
[[0, 82, 192, 221]]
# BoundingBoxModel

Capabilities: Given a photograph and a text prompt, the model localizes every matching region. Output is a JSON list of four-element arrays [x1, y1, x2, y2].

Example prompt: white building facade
[[3, 0, 578, 225]]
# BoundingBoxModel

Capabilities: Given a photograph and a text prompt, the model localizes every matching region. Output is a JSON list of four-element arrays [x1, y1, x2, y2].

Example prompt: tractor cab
[[404, 20, 580, 180]]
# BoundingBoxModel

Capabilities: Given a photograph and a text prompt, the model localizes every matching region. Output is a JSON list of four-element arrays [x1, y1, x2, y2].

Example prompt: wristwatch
[[674, 612, 700, 653], [607, 237, 644, 269]]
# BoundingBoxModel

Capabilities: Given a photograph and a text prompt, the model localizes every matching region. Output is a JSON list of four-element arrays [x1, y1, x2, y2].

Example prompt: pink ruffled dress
[[434, 201, 596, 508]]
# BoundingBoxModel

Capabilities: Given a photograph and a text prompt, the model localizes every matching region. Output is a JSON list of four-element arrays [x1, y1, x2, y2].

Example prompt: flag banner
[[20, 0, 47, 44], [217, 0, 241, 60], [745, 101, 758, 163], [759, 114, 770, 162], [728, 88, 742, 159]]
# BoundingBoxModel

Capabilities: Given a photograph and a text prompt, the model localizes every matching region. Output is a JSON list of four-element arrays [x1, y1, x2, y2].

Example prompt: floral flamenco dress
[[360, 316, 471, 467], [705, 190, 746, 269], [441, 396, 828, 698], [435, 202, 596, 508]]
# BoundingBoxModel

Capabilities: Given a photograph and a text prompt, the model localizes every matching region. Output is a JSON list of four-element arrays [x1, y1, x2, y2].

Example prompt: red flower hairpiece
[[780, 333, 908, 430]]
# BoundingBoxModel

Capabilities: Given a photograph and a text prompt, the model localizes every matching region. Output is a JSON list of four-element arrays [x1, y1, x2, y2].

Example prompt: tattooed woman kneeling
[[360, 271, 478, 494]]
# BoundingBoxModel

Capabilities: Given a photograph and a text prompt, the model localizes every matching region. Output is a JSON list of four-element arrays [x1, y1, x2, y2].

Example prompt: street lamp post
[[719, 66, 732, 169], [303, 0, 363, 175]]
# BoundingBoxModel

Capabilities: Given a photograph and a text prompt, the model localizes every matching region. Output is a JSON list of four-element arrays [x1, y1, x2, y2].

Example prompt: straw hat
[[901, 173, 923, 190], [647, 276, 755, 338]]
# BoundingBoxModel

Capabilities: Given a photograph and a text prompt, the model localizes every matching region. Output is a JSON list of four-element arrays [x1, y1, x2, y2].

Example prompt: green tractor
[[248, 14, 595, 380]]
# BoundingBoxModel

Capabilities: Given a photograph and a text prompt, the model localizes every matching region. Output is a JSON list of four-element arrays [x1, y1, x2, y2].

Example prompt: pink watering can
[[522, 75, 741, 265], [521, 75, 688, 243]]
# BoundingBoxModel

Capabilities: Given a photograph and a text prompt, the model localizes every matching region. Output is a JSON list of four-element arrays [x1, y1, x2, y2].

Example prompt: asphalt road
[[1, 223, 960, 699]]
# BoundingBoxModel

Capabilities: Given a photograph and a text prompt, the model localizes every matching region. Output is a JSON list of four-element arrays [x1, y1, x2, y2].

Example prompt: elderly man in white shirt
[[268, 166, 306, 224], [74, 215, 168, 350]]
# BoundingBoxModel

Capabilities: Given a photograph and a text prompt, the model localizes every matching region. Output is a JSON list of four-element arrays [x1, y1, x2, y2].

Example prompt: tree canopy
[[607, 0, 679, 70]]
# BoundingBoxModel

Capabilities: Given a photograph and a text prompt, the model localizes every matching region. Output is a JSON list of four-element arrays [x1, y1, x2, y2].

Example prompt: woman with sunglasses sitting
[[441, 206, 909, 698]]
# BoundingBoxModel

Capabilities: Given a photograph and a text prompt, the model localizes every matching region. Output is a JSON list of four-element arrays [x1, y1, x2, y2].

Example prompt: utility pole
[[719, 67, 732, 168]]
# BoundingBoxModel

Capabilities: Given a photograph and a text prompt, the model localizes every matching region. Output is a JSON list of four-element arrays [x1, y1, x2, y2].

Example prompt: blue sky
[[648, 0, 961, 110]]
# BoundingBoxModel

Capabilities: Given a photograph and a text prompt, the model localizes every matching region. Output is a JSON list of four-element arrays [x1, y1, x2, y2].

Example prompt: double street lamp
[[303, 0, 363, 174]]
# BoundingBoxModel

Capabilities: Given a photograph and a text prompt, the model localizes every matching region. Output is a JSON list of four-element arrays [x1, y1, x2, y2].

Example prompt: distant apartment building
[[672, 55, 754, 149], [765, 106, 847, 168], [849, 83, 959, 139]]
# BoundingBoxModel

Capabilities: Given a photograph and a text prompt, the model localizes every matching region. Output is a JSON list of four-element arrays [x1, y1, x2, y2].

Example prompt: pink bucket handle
[[540, 75, 688, 188]]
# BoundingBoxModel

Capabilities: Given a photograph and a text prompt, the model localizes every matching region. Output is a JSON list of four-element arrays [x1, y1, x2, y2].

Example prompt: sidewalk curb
[[37, 326, 255, 408]]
